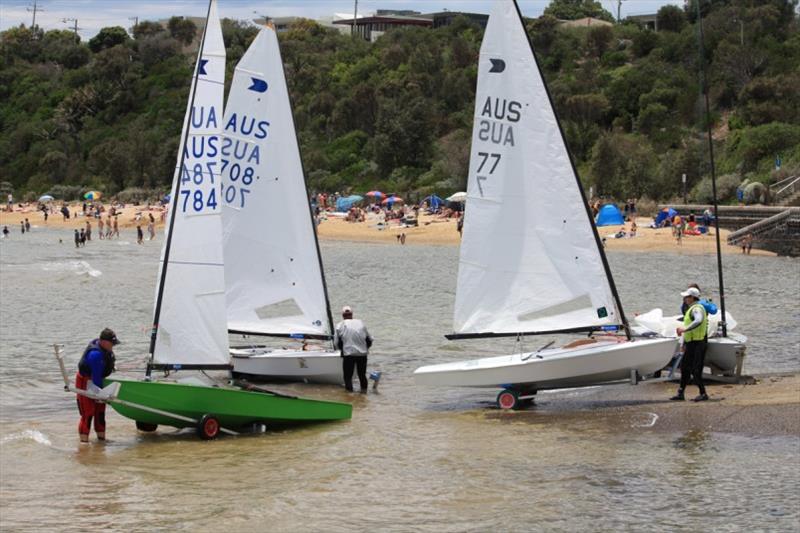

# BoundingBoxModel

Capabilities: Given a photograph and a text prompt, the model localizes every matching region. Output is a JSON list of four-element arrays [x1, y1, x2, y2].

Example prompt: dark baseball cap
[[100, 328, 120, 345]]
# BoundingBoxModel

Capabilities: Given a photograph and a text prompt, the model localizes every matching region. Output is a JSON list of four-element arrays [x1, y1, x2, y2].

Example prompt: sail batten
[[222, 28, 332, 339], [452, 0, 624, 337]]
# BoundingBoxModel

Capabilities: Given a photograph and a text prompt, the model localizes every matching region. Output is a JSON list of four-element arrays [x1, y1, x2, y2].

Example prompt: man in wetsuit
[[334, 306, 373, 393], [671, 288, 709, 402], [76, 328, 118, 442]]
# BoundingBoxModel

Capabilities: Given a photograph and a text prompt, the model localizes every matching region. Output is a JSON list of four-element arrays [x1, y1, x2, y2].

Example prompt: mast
[[695, 0, 727, 336], [511, 0, 631, 339], [147, 0, 216, 377]]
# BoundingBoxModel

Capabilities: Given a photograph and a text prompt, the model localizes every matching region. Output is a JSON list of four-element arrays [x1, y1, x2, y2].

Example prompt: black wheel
[[197, 414, 220, 440], [135, 421, 158, 432], [497, 389, 519, 410]]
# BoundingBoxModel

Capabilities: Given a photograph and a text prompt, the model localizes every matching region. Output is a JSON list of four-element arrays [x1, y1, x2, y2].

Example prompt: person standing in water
[[136, 225, 143, 244], [671, 287, 709, 402], [334, 306, 373, 393], [2, 226, 9, 238], [20, 221, 25, 234], [24, 218, 31, 232], [76, 328, 118, 442]]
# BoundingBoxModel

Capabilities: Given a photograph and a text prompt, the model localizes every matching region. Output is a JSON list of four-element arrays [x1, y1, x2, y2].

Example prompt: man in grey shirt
[[334, 306, 373, 392]]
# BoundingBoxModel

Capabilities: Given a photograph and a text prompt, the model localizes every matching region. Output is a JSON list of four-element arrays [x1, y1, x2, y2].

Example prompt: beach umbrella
[[447, 192, 467, 203], [365, 191, 384, 199], [38, 194, 54, 202], [163, 194, 171, 203], [381, 195, 403, 206], [83, 191, 102, 200]]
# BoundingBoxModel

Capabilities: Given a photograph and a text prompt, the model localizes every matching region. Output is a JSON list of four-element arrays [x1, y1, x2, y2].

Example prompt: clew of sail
[[452, 0, 623, 337], [152, 0, 229, 366], [221, 27, 332, 339]]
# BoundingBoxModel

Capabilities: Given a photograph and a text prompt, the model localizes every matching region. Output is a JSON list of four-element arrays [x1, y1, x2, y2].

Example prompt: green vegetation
[[0, 0, 798, 203]]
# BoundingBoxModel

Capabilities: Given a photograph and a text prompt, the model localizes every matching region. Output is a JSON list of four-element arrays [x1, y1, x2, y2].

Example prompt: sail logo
[[489, 58, 505, 73], [248, 78, 268, 93], [198, 58, 209, 75]]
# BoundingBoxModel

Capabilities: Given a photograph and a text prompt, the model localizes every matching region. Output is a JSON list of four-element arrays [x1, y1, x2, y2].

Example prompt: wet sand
[[502, 373, 800, 437], [1, 206, 775, 255]]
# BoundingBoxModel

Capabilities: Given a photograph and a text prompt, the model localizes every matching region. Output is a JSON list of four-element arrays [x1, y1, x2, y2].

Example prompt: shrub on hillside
[[690, 173, 741, 203]]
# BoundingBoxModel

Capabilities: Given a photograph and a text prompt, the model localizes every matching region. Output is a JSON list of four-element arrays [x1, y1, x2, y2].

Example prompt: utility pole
[[62, 18, 80, 37], [27, 0, 43, 30], [352, 0, 358, 38], [617, 0, 625, 22], [128, 16, 138, 35]]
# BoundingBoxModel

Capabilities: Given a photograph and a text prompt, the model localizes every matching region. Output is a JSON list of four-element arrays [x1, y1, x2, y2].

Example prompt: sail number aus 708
[[475, 152, 501, 197], [221, 158, 254, 208]]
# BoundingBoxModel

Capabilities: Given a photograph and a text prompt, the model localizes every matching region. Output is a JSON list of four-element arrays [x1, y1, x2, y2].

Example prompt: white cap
[[342, 306, 352, 314], [680, 287, 701, 298]]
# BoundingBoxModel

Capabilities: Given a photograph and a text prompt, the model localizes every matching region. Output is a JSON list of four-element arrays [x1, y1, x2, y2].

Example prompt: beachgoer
[[147, 217, 155, 240], [6, 193, 12, 212], [98, 218, 104, 239], [457, 214, 464, 236], [671, 288, 709, 402], [79, 228, 86, 246], [24, 218, 30, 232], [105, 216, 113, 238], [85, 220, 92, 241], [400, 233, 406, 245], [334, 306, 373, 393], [74, 229, 80, 248], [630, 220, 637, 237], [743, 233, 753, 255], [2, 226, 9, 238], [76, 328, 118, 442], [136, 225, 143, 244], [20, 221, 25, 234], [112, 217, 119, 238], [61, 205, 69, 220]]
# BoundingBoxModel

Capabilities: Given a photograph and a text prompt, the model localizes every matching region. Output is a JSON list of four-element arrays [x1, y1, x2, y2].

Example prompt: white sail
[[221, 27, 331, 338], [452, 0, 622, 336], [152, 0, 229, 366]]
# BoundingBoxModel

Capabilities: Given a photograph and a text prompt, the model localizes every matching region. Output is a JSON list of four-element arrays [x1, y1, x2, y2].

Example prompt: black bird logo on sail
[[489, 58, 505, 73], [248, 77, 268, 93]]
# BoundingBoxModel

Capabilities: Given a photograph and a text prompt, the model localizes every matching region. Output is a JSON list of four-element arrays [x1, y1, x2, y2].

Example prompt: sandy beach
[[0, 205, 775, 256]]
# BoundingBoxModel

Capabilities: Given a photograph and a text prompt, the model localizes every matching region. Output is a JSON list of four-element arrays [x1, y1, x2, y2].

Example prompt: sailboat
[[412, 0, 677, 409], [56, 1, 351, 438], [632, 3, 748, 378], [220, 24, 343, 384]]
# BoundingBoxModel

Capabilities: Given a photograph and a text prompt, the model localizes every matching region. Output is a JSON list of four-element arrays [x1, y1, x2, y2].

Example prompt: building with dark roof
[[334, 10, 488, 42]]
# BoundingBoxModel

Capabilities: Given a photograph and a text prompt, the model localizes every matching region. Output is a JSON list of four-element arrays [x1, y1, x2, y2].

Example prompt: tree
[[88, 26, 130, 53], [656, 5, 686, 33], [167, 17, 196, 46], [544, 0, 614, 22], [586, 25, 614, 57], [133, 21, 165, 40]]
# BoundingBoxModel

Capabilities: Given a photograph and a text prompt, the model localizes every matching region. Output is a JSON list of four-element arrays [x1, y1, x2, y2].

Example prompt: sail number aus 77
[[475, 152, 501, 197]]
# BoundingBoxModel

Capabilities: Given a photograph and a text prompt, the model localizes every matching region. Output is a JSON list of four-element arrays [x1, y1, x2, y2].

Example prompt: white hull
[[231, 348, 342, 384], [414, 338, 677, 390], [705, 333, 748, 375], [632, 309, 747, 374]]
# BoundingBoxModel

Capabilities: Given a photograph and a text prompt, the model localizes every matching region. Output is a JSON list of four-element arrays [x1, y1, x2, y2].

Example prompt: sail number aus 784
[[475, 152, 501, 197]]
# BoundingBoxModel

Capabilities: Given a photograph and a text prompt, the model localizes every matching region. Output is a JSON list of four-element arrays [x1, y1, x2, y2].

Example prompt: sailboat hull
[[230, 348, 343, 384], [414, 338, 677, 390], [105, 377, 351, 429]]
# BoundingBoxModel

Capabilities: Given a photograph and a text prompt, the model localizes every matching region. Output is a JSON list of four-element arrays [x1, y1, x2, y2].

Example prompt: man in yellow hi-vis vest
[[670, 287, 709, 402]]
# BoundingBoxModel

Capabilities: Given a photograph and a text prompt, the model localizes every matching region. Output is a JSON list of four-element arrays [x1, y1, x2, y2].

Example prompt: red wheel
[[497, 389, 519, 410], [197, 414, 220, 440]]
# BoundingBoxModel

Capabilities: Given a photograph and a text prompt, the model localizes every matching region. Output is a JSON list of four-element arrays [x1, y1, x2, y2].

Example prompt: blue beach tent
[[654, 207, 678, 227], [335, 195, 364, 212], [424, 195, 444, 210], [595, 204, 625, 226]]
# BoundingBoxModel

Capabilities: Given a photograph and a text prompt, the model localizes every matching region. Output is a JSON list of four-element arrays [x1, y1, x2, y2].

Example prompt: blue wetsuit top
[[78, 340, 115, 388]]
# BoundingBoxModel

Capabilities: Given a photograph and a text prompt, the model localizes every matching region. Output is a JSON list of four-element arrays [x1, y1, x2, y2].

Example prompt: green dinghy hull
[[105, 378, 352, 430]]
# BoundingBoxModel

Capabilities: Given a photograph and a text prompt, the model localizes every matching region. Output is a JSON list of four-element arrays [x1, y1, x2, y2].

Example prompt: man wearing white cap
[[334, 306, 373, 392], [671, 287, 709, 402]]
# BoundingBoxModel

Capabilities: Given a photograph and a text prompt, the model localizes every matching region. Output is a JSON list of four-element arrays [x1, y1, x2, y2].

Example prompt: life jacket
[[78, 339, 115, 378], [683, 303, 708, 343]]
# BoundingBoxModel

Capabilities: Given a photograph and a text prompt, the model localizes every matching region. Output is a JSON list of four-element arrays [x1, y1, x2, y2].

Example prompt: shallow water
[[1, 228, 799, 531]]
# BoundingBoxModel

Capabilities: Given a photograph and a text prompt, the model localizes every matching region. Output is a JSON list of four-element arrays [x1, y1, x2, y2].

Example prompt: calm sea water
[[1, 227, 799, 531]]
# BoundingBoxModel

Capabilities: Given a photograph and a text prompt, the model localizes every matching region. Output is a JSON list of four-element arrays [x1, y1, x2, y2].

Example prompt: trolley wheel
[[496, 389, 520, 410], [135, 421, 158, 432], [197, 414, 220, 440]]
